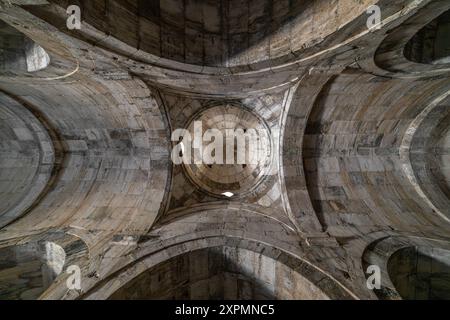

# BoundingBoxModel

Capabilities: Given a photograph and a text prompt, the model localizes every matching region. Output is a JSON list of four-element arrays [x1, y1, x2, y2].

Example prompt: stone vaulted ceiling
[[0, 0, 449, 300]]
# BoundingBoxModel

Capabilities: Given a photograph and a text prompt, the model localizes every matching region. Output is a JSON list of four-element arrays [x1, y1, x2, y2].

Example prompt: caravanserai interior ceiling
[[0, 0, 449, 300]]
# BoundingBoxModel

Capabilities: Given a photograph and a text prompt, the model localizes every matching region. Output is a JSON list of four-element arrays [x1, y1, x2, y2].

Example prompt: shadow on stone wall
[[0, 231, 88, 300], [109, 246, 330, 300]]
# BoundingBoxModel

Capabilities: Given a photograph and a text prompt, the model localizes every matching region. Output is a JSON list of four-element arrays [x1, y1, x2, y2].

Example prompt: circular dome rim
[[181, 102, 274, 199]]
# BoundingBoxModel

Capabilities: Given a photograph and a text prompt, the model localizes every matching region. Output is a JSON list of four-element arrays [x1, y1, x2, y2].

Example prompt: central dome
[[183, 104, 272, 198]]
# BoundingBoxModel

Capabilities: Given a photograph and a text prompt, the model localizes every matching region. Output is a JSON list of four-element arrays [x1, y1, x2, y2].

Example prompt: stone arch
[[0, 91, 59, 229], [0, 20, 49, 74], [400, 91, 450, 222], [362, 236, 450, 300], [404, 8, 450, 65], [374, 1, 450, 78], [32, 0, 377, 71], [84, 236, 355, 300], [0, 231, 88, 300], [280, 75, 335, 238]]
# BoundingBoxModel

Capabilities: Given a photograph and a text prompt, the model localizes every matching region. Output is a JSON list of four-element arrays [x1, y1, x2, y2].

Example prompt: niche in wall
[[404, 9, 450, 65], [388, 246, 450, 300]]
